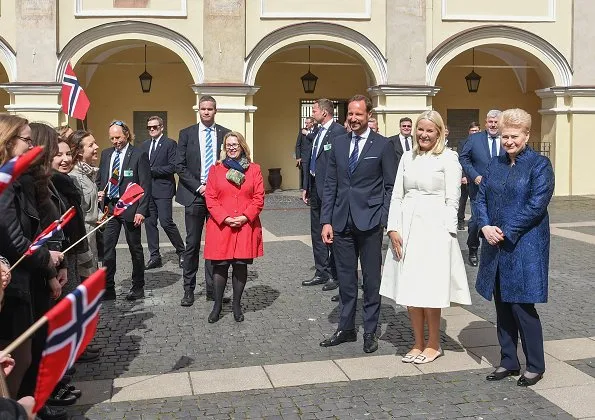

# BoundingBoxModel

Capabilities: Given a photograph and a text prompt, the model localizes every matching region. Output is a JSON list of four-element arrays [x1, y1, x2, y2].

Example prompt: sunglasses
[[147, 125, 161, 130], [109, 120, 125, 128]]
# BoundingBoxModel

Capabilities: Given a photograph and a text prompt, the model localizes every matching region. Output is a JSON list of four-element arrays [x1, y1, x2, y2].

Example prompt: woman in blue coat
[[475, 108, 554, 387]]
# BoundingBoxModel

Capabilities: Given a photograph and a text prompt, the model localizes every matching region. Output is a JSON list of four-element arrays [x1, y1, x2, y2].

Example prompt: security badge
[[124, 169, 133, 177], [323, 144, 332, 151]]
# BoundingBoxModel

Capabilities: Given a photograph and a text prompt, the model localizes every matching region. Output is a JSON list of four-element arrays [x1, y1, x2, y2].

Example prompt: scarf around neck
[[222, 155, 250, 186]]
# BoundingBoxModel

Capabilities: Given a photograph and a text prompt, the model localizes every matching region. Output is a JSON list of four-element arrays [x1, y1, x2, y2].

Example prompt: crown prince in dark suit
[[140, 116, 185, 271], [175, 95, 230, 307], [97, 120, 151, 301], [319, 95, 396, 354]]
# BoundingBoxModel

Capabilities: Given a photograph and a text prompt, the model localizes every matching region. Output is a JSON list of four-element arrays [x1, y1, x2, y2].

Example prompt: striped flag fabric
[[113, 182, 145, 216], [24, 207, 76, 256], [33, 268, 106, 412], [0, 146, 43, 196], [61, 62, 90, 120]]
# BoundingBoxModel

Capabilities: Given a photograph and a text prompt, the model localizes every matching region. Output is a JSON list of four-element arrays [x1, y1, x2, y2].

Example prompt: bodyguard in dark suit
[[459, 110, 504, 266], [97, 120, 151, 301], [300, 99, 347, 292], [295, 117, 316, 189], [175, 95, 230, 307], [140, 116, 185, 270], [319, 95, 396, 354], [457, 122, 481, 230], [387, 117, 413, 168]]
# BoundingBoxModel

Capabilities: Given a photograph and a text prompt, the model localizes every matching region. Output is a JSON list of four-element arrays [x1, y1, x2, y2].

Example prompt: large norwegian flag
[[113, 182, 145, 216], [24, 207, 76, 256], [61, 62, 90, 120], [33, 268, 106, 412], [0, 146, 43, 196]]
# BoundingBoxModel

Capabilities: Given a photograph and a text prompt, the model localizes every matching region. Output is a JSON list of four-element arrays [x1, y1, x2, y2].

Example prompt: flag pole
[[0, 369, 9, 398], [0, 316, 48, 360], [62, 215, 114, 255], [8, 254, 27, 273]]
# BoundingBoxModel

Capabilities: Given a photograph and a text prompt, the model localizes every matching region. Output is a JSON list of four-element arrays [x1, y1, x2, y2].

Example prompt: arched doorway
[[432, 45, 555, 154], [69, 41, 195, 150], [252, 43, 379, 190]]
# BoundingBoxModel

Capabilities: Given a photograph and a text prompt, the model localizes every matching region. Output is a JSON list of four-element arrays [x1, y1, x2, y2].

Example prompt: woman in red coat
[[204, 131, 264, 323]]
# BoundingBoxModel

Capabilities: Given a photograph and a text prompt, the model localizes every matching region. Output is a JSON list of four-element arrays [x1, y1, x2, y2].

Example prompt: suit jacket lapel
[[316, 129, 330, 159], [119, 146, 133, 185], [481, 132, 491, 161], [215, 124, 224, 159], [149, 139, 160, 165]]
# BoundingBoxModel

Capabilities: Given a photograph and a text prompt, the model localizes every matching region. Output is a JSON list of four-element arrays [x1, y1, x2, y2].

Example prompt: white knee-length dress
[[379, 149, 471, 308]]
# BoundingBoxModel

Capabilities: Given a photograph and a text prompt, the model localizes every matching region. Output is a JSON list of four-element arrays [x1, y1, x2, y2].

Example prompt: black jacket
[[51, 171, 89, 254], [0, 175, 55, 302]]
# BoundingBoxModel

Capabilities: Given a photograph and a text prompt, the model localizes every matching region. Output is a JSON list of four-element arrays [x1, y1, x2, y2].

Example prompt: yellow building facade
[[0, 0, 593, 195]]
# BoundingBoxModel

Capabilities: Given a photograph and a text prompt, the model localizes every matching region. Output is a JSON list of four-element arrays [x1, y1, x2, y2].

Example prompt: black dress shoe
[[178, 254, 184, 269], [47, 384, 77, 406], [206, 294, 231, 303], [233, 309, 244, 322], [363, 333, 378, 353], [302, 276, 326, 286], [331, 294, 340, 302], [68, 384, 82, 398], [37, 405, 67, 420], [517, 373, 543, 387], [322, 278, 339, 291], [468, 249, 478, 267], [103, 288, 116, 301], [145, 258, 163, 270], [457, 222, 466, 231], [78, 349, 100, 362], [181, 291, 194, 307], [319, 329, 357, 347], [125, 287, 144, 301], [486, 368, 520, 381]]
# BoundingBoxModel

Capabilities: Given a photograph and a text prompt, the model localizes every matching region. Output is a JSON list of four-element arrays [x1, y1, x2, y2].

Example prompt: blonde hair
[[219, 131, 252, 162], [0, 114, 29, 165], [412, 110, 446, 155], [499, 108, 531, 133]]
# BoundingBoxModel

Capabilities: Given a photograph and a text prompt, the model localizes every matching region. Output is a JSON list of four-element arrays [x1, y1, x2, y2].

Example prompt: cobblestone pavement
[[67, 369, 574, 419], [67, 193, 595, 418]]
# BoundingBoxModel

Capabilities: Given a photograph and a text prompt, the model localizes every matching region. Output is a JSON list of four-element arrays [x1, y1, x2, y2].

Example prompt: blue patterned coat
[[475, 147, 555, 303]]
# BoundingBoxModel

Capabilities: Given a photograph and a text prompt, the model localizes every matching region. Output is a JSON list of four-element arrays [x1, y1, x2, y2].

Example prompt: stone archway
[[57, 20, 203, 84]]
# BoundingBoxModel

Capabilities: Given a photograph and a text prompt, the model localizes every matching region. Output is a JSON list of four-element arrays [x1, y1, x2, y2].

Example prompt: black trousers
[[145, 196, 185, 258], [332, 220, 382, 334], [309, 176, 336, 280], [182, 200, 213, 294], [494, 277, 545, 374], [103, 216, 144, 290], [457, 182, 468, 224], [467, 198, 480, 250]]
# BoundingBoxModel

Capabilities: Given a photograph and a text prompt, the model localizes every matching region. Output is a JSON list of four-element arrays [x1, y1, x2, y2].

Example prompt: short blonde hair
[[219, 131, 252, 162], [499, 108, 531, 133], [412, 110, 446, 155]]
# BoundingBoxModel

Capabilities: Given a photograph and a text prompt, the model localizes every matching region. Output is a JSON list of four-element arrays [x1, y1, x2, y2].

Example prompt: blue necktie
[[204, 128, 214, 180], [309, 128, 324, 175], [108, 150, 120, 199], [490, 136, 498, 158], [349, 136, 361, 174]]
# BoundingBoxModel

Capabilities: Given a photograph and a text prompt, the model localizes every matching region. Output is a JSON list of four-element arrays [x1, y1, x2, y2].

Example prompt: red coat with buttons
[[204, 162, 264, 260]]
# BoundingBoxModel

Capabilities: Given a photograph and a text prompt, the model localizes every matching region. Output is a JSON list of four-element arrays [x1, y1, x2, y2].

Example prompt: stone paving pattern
[[67, 369, 574, 419], [69, 194, 595, 418]]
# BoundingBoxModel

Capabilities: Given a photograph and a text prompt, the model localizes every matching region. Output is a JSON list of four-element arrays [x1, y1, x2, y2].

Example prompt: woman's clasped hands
[[482, 225, 505, 246], [224, 215, 249, 228]]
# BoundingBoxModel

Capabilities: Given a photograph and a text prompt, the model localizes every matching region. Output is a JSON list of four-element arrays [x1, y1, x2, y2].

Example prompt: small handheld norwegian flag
[[33, 268, 106, 412], [113, 182, 145, 217], [0, 146, 43, 196], [24, 207, 76, 256]]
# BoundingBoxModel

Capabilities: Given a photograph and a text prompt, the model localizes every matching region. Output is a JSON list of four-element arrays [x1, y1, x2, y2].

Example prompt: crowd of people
[[0, 94, 555, 417], [298, 97, 554, 382], [0, 95, 265, 418]]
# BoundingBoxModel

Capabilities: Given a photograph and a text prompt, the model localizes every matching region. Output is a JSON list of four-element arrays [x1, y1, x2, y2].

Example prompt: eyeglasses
[[16, 136, 33, 145], [147, 125, 161, 130], [109, 120, 125, 128], [225, 144, 240, 150]]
